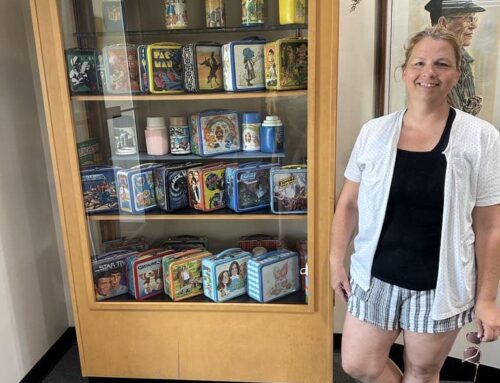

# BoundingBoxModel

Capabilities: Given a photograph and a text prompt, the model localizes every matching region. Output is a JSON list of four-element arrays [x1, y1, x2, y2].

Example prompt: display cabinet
[[30, 0, 338, 381]]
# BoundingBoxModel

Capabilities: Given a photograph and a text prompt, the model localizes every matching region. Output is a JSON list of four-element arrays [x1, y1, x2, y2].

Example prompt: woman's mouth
[[417, 82, 439, 88]]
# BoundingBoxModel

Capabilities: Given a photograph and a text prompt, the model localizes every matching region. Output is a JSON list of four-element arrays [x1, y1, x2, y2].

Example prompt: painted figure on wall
[[425, 0, 485, 115]]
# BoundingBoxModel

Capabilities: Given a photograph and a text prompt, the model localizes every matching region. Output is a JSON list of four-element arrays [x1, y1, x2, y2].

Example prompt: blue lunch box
[[116, 163, 161, 214], [247, 249, 300, 302], [81, 165, 119, 214], [190, 109, 241, 157], [202, 248, 252, 302], [225, 162, 278, 212]]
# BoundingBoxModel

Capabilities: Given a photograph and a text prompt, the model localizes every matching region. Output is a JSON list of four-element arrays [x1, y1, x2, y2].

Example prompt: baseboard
[[20, 327, 76, 383], [334, 333, 500, 382]]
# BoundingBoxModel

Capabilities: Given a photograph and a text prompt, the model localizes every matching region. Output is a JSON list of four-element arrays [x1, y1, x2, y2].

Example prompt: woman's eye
[[414, 62, 424, 66], [437, 62, 450, 67]]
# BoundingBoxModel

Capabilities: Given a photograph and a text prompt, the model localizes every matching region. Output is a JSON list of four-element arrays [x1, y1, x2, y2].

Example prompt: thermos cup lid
[[146, 117, 166, 130], [169, 116, 187, 126], [262, 115, 282, 125], [242, 112, 261, 124]]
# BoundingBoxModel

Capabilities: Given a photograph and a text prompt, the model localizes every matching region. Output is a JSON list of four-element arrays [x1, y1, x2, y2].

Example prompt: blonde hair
[[402, 27, 462, 70]]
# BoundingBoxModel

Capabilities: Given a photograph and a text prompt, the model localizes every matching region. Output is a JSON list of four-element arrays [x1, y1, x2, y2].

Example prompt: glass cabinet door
[[59, 0, 310, 307]]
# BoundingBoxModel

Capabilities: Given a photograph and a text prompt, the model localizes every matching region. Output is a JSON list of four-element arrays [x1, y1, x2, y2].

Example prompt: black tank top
[[371, 108, 455, 290]]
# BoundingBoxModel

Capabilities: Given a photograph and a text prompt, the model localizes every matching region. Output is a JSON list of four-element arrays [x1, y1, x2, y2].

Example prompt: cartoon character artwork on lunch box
[[133, 173, 155, 209], [188, 171, 201, 206], [269, 261, 292, 297], [117, 173, 131, 210], [201, 115, 239, 151], [140, 269, 163, 294]]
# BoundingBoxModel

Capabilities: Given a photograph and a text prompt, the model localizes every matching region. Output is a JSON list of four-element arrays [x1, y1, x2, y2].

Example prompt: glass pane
[[59, 0, 310, 305]]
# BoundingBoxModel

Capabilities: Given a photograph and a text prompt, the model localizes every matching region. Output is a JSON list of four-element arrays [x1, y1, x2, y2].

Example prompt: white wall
[[0, 0, 70, 382], [334, 0, 500, 369], [334, 0, 376, 333]]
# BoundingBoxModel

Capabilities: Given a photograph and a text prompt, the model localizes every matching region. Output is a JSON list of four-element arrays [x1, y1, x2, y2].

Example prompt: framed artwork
[[379, 0, 500, 129]]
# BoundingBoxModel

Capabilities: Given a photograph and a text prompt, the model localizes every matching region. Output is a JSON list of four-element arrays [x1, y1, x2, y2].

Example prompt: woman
[[330, 27, 500, 383]]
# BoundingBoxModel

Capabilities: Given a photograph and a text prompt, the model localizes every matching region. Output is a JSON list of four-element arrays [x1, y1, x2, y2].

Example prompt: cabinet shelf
[[72, 89, 306, 102], [111, 151, 285, 162], [88, 208, 307, 221], [74, 24, 308, 38], [92, 290, 308, 313]]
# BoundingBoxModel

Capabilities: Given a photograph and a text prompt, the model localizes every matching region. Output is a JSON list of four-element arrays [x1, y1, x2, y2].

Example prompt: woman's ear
[[437, 16, 448, 28]]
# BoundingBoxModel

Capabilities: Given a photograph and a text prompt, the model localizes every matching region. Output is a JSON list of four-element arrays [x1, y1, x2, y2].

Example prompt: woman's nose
[[423, 64, 437, 76]]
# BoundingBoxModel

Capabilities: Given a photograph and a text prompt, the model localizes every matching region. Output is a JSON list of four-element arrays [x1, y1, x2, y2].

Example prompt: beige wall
[[334, 0, 500, 369], [334, 0, 376, 334], [0, 0, 69, 381]]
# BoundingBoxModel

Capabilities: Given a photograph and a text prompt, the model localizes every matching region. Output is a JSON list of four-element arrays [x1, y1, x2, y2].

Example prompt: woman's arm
[[472, 204, 500, 342], [329, 179, 360, 303]]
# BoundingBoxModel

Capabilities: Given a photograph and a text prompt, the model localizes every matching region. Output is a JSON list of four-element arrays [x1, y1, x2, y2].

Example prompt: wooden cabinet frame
[[30, 0, 338, 381]]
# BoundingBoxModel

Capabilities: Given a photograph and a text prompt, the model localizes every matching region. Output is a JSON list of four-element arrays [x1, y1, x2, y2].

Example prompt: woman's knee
[[403, 359, 441, 382], [341, 353, 385, 381]]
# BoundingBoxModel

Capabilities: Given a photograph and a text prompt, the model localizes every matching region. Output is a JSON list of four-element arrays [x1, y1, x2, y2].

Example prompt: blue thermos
[[260, 115, 284, 153]]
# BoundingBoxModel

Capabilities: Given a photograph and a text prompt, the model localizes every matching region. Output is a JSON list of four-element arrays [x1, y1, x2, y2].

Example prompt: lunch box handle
[[214, 248, 246, 260], [280, 164, 307, 170]]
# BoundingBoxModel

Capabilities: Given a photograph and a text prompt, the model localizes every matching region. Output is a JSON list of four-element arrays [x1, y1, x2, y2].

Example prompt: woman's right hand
[[331, 264, 352, 304]]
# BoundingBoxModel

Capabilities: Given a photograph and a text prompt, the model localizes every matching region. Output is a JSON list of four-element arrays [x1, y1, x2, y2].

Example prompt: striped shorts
[[347, 277, 474, 333]]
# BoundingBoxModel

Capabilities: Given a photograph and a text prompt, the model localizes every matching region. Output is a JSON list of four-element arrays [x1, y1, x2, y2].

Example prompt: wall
[[334, 0, 500, 369], [0, 0, 70, 382], [334, 0, 376, 334]]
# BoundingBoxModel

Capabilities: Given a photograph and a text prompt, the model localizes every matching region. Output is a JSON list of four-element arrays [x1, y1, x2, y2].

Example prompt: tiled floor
[[42, 344, 468, 383]]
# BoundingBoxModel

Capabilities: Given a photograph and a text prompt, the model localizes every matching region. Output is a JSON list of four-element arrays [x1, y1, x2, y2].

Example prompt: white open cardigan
[[344, 108, 500, 320]]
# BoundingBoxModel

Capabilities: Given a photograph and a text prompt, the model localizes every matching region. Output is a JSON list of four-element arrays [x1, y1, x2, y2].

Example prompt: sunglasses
[[462, 331, 481, 383]]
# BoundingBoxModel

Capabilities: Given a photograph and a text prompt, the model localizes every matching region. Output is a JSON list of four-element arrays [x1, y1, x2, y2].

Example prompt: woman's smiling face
[[403, 37, 460, 104]]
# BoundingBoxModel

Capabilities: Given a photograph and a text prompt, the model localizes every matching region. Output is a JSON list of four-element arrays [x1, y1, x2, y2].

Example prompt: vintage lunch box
[[190, 109, 241, 157], [147, 42, 184, 94], [162, 248, 212, 301], [65, 48, 99, 94], [238, 234, 283, 253], [153, 162, 201, 212], [222, 37, 266, 92], [187, 162, 236, 212], [137, 45, 149, 93], [161, 235, 209, 251], [270, 165, 307, 214], [225, 162, 278, 212], [247, 249, 301, 303], [279, 0, 307, 25], [102, 44, 141, 94], [296, 239, 307, 292], [202, 248, 252, 302], [80, 165, 119, 214], [182, 42, 223, 93], [116, 163, 161, 214], [127, 248, 175, 300], [77, 138, 101, 167], [92, 249, 137, 301], [265, 37, 308, 90]]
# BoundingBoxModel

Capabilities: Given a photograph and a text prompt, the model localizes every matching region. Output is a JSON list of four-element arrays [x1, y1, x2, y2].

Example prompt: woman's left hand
[[474, 301, 500, 342]]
